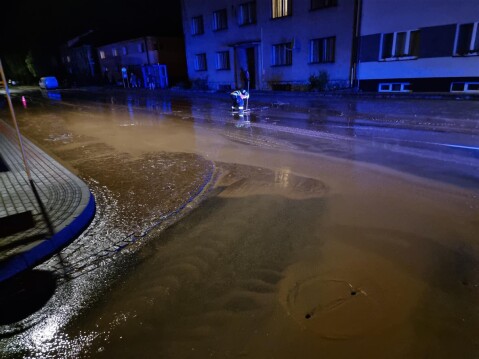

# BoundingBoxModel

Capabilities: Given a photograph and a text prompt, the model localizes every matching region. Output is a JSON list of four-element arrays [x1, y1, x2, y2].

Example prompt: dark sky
[[1, 0, 183, 52]]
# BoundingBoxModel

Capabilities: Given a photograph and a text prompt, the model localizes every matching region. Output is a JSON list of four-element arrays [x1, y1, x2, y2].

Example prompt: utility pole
[[0, 57, 54, 236], [0, 58, 32, 181]]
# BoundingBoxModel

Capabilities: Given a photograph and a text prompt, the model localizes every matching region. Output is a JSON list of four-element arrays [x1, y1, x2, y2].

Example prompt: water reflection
[[41, 90, 62, 101], [0, 270, 56, 327]]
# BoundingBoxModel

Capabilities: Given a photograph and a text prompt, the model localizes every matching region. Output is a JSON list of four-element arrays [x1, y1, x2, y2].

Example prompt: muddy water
[[1, 96, 479, 358]]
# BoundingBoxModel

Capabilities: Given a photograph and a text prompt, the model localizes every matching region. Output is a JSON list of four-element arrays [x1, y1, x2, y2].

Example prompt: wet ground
[[0, 88, 478, 358]]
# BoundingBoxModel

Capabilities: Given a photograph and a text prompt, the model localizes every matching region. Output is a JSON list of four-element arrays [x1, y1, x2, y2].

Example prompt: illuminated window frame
[[99, 51, 106, 59], [112, 48, 118, 57], [272, 0, 292, 19]]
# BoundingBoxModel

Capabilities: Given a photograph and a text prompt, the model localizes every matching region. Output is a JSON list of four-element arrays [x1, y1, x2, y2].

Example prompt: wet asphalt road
[[0, 87, 478, 358], [57, 88, 479, 189]]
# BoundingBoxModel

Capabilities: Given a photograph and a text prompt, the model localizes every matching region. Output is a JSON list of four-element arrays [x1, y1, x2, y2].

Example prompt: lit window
[[238, 1, 256, 26], [194, 53, 207, 71], [311, 0, 337, 10], [191, 16, 204, 35], [454, 22, 479, 55], [213, 9, 228, 31], [380, 30, 419, 59], [122, 46, 128, 55], [99, 51, 106, 59], [138, 43, 145, 53], [272, 0, 291, 18], [272, 43, 292, 66], [216, 51, 230, 70], [310, 37, 335, 63], [66, 56, 71, 63], [112, 48, 118, 57]]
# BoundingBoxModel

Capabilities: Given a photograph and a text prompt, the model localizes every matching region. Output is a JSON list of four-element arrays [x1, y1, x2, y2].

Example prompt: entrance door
[[235, 45, 257, 90]]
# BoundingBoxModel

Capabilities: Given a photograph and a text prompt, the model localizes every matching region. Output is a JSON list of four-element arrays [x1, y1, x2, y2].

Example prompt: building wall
[[182, 0, 356, 90], [61, 45, 99, 85], [357, 0, 479, 92], [97, 37, 158, 84], [360, 0, 479, 35], [156, 37, 188, 84]]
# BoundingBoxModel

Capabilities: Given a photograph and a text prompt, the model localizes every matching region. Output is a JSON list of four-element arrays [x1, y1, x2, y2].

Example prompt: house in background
[[61, 32, 187, 88], [181, 0, 357, 91], [97, 36, 187, 88], [60, 30, 101, 86], [357, 0, 479, 93]]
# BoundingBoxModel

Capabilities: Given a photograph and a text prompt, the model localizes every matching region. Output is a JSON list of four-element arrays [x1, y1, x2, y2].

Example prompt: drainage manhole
[[283, 277, 382, 339]]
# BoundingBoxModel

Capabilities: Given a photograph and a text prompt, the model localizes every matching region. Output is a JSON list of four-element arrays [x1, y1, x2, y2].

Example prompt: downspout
[[144, 37, 151, 65], [180, 0, 191, 84], [350, 0, 362, 90], [260, 27, 264, 90]]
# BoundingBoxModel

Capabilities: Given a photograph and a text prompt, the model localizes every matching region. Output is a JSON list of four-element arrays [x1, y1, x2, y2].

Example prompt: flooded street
[[1, 89, 479, 358]]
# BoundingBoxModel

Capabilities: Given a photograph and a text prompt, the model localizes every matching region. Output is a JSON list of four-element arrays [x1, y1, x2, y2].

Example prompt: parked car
[[39, 76, 59, 89]]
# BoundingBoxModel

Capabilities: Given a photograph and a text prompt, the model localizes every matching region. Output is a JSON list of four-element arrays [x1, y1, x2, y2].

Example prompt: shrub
[[190, 77, 209, 90], [308, 71, 329, 91]]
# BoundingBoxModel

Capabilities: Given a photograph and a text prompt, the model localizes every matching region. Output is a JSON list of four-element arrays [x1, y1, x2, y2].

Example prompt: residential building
[[61, 33, 187, 88], [97, 36, 187, 88], [60, 30, 101, 86], [181, 0, 357, 91], [357, 0, 479, 93]]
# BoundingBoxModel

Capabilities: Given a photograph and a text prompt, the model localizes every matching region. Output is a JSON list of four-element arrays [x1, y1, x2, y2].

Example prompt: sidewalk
[[0, 120, 95, 283]]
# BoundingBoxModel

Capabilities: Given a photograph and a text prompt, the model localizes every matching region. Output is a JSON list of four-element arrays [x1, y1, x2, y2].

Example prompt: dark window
[[395, 32, 407, 56], [451, 82, 465, 92], [455, 23, 479, 55], [194, 53, 207, 71], [238, 1, 256, 26], [216, 51, 230, 70], [191, 16, 204, 35], [213, 9, 228, 31], [380, 30, 419, 59], [310, 36, 335, 63], [311, 0, 337, 10], [381, 33, 394, 58], [409, 31, 420, 56], [272, 43, 292, 66]]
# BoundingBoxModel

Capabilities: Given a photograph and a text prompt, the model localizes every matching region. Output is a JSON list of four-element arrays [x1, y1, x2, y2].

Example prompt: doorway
[[235, 45, 258, 90]]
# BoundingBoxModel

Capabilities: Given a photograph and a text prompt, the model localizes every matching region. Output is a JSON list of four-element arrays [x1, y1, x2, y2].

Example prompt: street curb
[[0, 193, 96, 283]]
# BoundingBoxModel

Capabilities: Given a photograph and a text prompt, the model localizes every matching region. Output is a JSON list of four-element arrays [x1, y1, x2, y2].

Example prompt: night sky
[[1, 0, 183, 53]]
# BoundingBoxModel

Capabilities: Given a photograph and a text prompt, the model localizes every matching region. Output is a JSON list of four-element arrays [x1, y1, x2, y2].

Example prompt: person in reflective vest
[[230, 89, 249, 112]]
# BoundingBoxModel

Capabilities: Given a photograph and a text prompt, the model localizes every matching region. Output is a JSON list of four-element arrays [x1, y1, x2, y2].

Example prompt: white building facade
[[357, 0, 479, 93], [181, 0, 357, 91]]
